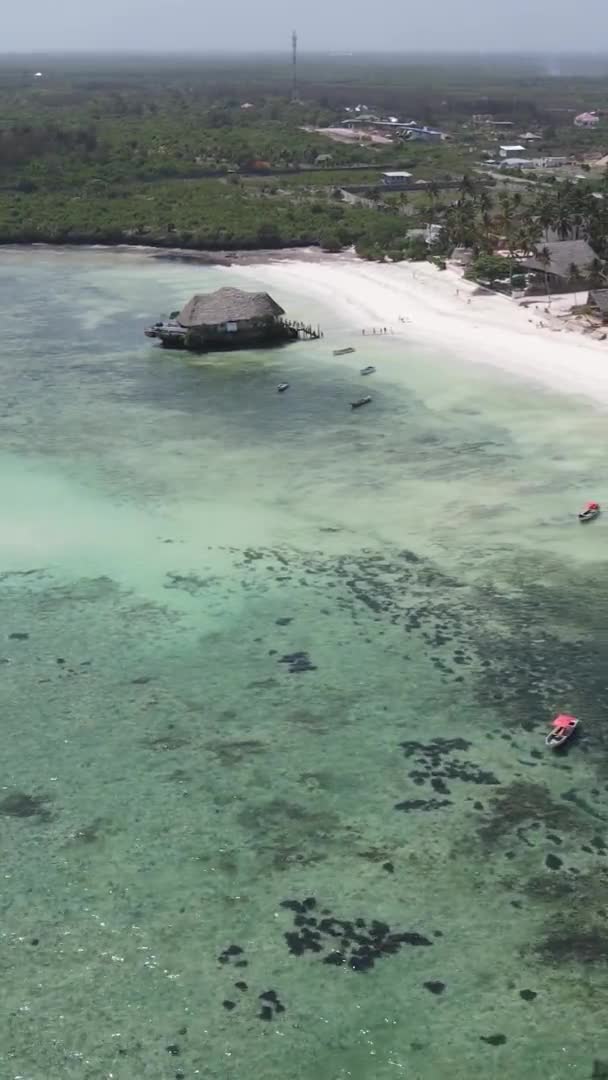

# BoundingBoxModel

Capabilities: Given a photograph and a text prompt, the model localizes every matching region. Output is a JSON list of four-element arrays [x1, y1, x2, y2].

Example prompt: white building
[[574, 112, 599, 128], [381, 171, 413, 188], [499, 144, 526, 158]]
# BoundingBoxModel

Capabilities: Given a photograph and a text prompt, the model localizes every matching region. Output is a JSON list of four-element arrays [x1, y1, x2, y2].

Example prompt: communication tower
[[292, 30, 298, 102]]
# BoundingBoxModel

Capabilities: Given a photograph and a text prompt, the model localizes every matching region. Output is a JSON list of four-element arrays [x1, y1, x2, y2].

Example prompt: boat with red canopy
[[579, 501, 600, 523], [545, 714, 579, 749]]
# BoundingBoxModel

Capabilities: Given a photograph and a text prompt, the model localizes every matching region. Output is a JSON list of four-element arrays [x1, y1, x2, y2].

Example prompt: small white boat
[[333, 346, 355, 356], [579, 501, 600, 523], [360, 366, 376, 376], [545, 714, 579, 749], [277, 383, 290, 393]]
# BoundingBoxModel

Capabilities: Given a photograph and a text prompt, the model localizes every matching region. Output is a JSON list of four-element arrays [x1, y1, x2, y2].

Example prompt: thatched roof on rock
[[178, 287, 284, 327], [523, 239, 595, 280]]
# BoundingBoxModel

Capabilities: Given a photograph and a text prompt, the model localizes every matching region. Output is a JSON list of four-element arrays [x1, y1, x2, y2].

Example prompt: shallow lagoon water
[[2, 249, 608, 1080]]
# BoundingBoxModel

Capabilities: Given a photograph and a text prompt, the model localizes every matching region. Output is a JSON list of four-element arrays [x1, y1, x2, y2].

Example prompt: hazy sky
[[3, 0, 608, 53]]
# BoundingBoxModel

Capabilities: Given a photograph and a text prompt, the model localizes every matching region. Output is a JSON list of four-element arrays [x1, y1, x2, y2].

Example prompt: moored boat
[[579, 501, 600, 523], [334, 346, 355, 356], [351, 396, 372, 409], [360, 365, 376, 376], [277, 383, 289, 392], [545, 714, 579, 749]]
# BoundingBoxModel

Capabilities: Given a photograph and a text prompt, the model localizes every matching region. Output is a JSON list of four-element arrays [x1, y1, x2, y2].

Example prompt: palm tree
[[587, 256, 607, 289], [555, 197, 573, 240], [538, 245, 553, 302], [567, 261, 581, 306], [478, 190, 493, 216], [536, 197, 555, 241], [459, 174, 476, 201], [428, 179, 440, 199], [480, 210, 495, 253]]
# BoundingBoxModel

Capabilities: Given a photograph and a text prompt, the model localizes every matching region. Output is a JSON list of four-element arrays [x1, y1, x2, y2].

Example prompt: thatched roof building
[[523, 240, 595, 285], [588, 289, 608, 319], [178, 287, 284, 329]]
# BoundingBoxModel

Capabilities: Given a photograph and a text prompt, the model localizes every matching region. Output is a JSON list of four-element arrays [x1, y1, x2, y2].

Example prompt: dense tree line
[[440, 174, 608, 289]]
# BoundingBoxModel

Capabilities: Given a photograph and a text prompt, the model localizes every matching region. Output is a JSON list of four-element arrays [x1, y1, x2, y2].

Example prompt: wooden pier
[[282, 319, 323, 340]]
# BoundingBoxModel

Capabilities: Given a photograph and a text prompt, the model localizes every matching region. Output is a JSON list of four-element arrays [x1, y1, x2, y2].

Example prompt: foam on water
[[2, 249, 608, 1080]]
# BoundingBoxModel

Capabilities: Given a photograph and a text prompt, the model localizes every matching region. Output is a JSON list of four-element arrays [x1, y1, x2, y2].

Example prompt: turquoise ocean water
[[1, 249, 608, 1080]]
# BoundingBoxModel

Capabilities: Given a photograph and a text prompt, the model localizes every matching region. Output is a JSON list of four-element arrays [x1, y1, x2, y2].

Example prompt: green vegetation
[[1, 54, 608, 262], [443, 176, 608, 289]]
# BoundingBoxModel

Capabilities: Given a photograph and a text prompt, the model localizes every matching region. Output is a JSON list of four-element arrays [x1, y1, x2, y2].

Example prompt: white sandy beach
[[231, 254, 608, 406]]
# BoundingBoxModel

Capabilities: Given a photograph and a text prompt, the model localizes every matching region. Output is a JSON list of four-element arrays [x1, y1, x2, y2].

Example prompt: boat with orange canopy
[[545, 714, 579, 749]]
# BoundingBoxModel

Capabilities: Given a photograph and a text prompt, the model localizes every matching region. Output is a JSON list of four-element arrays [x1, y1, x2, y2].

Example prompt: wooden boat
[[351, 396, 372, 409], [545, 714, 579, 749], [333, 346, 355, 356], [277, 383, 290, 393], [579, 501, 600, 523], [360, 366, 376, 376]]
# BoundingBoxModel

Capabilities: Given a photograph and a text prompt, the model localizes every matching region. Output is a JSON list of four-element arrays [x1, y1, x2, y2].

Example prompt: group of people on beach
[[361, 316, 413, 336]]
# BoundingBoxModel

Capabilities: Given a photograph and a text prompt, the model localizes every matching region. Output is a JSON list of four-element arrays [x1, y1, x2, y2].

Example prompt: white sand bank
[[233, 256, 608, 406]]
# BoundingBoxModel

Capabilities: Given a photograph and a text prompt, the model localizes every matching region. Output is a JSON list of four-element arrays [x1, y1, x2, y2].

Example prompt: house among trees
[[499, 144, 526, 158], [522, 239, 596, 293], [381, 170, 413, 188], [574, 111, 599, 128], [145, 287, 301, 351]]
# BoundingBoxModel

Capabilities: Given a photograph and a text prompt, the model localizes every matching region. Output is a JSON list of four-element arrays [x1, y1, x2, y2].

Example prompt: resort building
[[145, 287, 302, 352], [523, 239, 596, 293], [574, 112, 599, 128]]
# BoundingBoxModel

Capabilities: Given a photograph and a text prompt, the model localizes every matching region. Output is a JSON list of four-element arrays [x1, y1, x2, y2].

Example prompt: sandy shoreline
[[229, 256, 608, 407], [4, 242, 608, 405]]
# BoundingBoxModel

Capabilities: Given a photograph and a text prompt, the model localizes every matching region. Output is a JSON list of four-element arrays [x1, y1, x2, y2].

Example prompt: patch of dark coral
[[0, 791, 51, 821], [395, 797, 452, 812], [536, 927, 608, 964], [480, 1034, 506, 1046], [206, 739, 266, 766], [561, 789, 606, 822], [400, 738, 500, 798], [259, 989, 285, 1018], [143, 732, 191, 752], [281, 899, 432, 972], [424, 981, 446, 995], [278, 651, 317, 674], [519, 989, 537, 1001], [477, 782, 581, 846], [545, 853, 563, 871], [218, 944, 245, 966], [164, 572, 219, 595]]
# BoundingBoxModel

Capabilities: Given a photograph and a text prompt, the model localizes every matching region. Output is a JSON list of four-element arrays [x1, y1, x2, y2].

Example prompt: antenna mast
[[291, 30, 298, 102]]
